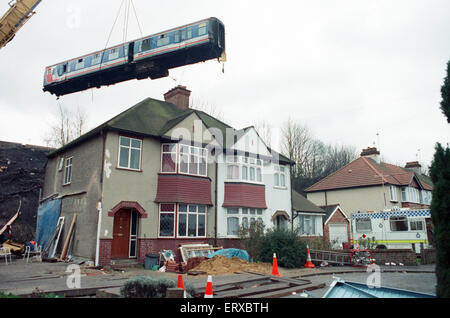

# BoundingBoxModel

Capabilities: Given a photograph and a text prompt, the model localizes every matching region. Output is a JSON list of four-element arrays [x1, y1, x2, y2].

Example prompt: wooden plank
[[243, 271, 312, 286], [245, 283, 326, 298], [59, 213, 76, 261], [215, 282, 290, 298]]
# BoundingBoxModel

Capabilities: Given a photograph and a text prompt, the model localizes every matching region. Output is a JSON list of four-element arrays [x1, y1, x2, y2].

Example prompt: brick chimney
[[405, 161, 422, 174], [360, 147, 381, 164], [164, 85, 191, 110]]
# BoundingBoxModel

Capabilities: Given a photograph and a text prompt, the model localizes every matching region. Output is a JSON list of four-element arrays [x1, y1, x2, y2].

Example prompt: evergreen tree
[[440, 61, 450, 123], [430, 143, 450, 297]]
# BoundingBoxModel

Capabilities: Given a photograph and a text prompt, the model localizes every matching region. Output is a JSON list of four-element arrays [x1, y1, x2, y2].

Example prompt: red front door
[[111, 209, 131, 258]]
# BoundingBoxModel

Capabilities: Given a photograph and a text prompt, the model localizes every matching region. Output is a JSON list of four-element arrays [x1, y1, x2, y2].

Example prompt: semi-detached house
[[40, 86, 293, 266]]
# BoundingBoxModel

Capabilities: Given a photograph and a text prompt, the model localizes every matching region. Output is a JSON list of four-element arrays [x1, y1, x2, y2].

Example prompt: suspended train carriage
[[43, 17, 226, 97]]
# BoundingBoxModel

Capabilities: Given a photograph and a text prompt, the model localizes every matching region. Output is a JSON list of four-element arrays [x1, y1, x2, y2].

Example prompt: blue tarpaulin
[[208, 248, 249, 261], [35, 198, 61, 248]]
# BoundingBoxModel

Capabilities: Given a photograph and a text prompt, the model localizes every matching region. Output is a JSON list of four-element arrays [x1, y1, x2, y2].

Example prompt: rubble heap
[[0, 141, 53, 242]]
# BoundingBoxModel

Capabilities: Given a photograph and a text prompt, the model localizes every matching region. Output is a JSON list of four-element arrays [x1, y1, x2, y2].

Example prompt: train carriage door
[[57, 63, 68, 80], [128, 42, 134, 63]]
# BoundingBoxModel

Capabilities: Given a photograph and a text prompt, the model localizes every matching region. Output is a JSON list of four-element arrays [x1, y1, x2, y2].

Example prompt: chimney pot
[[164, 85, 191, 110], [360, 147, 380, 163]]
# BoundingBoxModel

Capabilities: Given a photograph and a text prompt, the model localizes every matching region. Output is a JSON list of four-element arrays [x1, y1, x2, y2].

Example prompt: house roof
[[305, 156, 433, 193], [292, 190, 325, 214], [320, 204, 349, 224], [47, 96, 293, 164]]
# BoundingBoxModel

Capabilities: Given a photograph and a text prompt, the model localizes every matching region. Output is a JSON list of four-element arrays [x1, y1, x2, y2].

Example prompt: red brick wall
[[323, 208, 350, 245], [99, 239, 112, 266], [371, 249, 417, 266]]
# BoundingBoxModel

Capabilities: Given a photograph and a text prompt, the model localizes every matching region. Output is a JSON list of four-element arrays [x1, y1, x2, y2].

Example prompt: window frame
[[158, 204, 176, 238], [179, 144, 208, 177], [63, 156, 73, 185], [117, 135, 143, 171], [274, 165, 287, 189], [225, 155, 264, 184], [389, 185, 398, 202], [297, 215, 318, 236], [226, 207, 265, 237], [160, 143, 178, 174], [177, 204, 207, 238], [389, 216, 409, 232], [355, 217, 372, 233]]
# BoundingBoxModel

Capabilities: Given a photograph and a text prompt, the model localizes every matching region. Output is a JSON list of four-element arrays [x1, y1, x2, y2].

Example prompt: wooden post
[[59, 213, 77, 261]]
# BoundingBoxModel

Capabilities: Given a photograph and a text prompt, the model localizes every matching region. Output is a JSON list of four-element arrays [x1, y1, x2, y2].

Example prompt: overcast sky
[[1, 0, 449, 170]]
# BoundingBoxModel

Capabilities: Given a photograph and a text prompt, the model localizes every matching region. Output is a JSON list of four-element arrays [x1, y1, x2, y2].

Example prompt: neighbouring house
[[320, 204, 350, 249], [40, 85, 294, 266], [305, 147, 433, 218], [217, 126, 293, 246], [291, 190, 326, 245], [0, 140, 53, 243]]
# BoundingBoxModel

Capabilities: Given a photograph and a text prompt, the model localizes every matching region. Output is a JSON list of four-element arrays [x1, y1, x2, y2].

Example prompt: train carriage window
[[75, 58, 84, 70], [174, 31, 180, 43], [187, 26, 193, 39], [92, 53, 101, 65], [355, 218, 372, 232], [141, 39, 150, 51], [109, 48, 119, 60], [181, 29, 186, 41], [390, 216, 408, 231], [198, 23, 207, 36], [156, 34, 170, 47]]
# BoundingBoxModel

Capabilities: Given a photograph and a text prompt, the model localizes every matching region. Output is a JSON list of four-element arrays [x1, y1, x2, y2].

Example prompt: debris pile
[[188, 255, 273, 276], [0, 141, 52, 243]]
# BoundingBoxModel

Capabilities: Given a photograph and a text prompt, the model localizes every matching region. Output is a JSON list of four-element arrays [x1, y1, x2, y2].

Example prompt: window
[[109, 48, 119, 60], [410, 220, 424, 231], [227, 165, 239, 180], [63, 157, 73, 185], [389, 185, 398, 202], [421, 190, 432, 205], [179, 144, 207, 177], [118, 136, 142, 170], [161, 144, 177, 173], [298, 215, 317, 235], [159, 204, 175, 237], [187, 27, 193, 39], [178, 204, 206, 237], [355, 218, 372, 232], [401, 186, 421, 203], [390, 216, 408, 231], [274, 165, 287, 188], [198, 23, 207, 36], [156, 34, 170, 47], [75, 58, 84, 70], [226, 155, 263, 183], [174, 31, 180, 43], [129, 210, 138, 257], [58, 157, 64, 171], [226, 207, 265, 236], [92, 53, 101, 65], [141, 38, 151, 51]]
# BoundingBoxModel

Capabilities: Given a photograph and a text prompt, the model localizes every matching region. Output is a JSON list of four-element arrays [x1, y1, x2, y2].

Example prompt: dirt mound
[[189, 255, 273, 275]]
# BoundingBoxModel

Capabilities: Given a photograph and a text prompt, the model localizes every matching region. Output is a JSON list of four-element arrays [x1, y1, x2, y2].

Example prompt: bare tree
[[43, 103, 88, 148], [280, 118, 357, 194]]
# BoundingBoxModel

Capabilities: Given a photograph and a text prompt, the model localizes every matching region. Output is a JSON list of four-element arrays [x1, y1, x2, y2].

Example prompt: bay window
[[161, 143, 207, 177], [226, 207, 264, 236], [226, 155, 263, 183], [158, 203, 206, 238]]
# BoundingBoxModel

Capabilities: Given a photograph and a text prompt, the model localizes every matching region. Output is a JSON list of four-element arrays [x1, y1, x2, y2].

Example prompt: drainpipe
[[95, 201, 102, 267], [214, 156, 218, 246]]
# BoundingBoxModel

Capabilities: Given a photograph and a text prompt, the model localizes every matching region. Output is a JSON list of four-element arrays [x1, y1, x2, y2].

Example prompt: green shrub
[[258, 228, 307, 268], [121, 276, 176, 298], [237, 220, 266, 261]]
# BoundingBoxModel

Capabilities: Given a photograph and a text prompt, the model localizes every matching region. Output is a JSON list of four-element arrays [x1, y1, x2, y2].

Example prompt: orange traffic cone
[[271, 253, 282, 277], [204, 275, 213, 298], [177, 274, 186, 298], [304, 244, 315, 268]]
